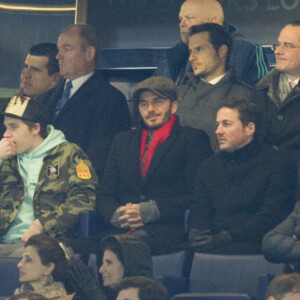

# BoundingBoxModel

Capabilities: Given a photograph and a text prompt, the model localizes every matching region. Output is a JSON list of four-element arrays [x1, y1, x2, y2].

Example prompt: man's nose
[[179, 18, 187, 27], [22, 68, 30, 77], [215, 125, 223, 135], [189, 52, 195, 61], [56, 51, 62, 60], [3, 130, 11, 138]]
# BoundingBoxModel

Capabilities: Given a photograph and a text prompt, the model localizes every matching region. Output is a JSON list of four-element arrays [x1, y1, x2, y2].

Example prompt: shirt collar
[[201, 73, 226, 85], [66, 71, 94, 98]]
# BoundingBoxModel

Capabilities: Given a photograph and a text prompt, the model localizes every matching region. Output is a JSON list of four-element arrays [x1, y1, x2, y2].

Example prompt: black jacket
[[262, 202, 300, 263], [97, 118, 213, 254], [189, 139, 297, 254], [48, 70, 131, 179], [256, 68, 300, 168]]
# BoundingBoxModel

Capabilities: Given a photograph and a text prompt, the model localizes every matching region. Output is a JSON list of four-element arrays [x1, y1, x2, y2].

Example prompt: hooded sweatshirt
[[2, 125, 66, 243]]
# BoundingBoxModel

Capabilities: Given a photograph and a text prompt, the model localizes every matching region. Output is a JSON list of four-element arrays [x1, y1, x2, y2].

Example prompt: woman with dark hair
[[13, 233, 107, 300], [14, 233, 71, 299], [98, 234, 153, 300]]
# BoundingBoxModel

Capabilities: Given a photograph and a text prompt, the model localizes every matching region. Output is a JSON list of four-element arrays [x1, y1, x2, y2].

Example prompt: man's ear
[[218, 45, 228, 59], [171, 101, 178, 114], [32, 123, 41, 136], [246, 122, 256, 136], [85, 46, 96, 62]]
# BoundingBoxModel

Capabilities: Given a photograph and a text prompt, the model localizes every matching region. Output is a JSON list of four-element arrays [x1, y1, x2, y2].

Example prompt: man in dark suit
[[97, 76, 213, 254], [50, 24, 131, 179]]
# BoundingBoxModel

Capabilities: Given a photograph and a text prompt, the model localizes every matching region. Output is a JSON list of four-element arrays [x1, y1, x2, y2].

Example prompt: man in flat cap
[[0, 95, 98, 256], [96, 76, 212, 254]]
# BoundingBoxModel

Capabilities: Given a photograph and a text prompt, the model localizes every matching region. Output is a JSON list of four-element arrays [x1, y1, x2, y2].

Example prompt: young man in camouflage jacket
[[0, 95, 98, 256]]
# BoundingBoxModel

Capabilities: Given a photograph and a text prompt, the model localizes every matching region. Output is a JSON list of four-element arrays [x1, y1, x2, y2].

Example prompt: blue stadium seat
[[0, 257, 20, 296], [171, 293, 254, 300], [186, 253, 284, 300], [152, 251, 190, 297], [78, 210, 106, 237]]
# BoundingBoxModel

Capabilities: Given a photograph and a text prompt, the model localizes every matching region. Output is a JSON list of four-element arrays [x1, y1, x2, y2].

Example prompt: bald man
[[158, 0, 268, 86]]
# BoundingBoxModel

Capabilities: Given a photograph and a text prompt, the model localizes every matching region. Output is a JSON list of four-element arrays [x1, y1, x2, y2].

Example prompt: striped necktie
[[55, 80, 72, 117]]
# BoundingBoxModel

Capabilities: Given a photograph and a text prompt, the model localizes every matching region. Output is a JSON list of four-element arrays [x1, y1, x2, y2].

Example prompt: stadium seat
[[186, 253, 285, 300], [153, 251, 191, 297], [78, 210, 106, 237], [0, 257, 20, 297], [171, 293, 254, 300]]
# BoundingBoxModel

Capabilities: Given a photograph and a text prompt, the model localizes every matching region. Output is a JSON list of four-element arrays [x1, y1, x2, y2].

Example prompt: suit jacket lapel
[[53, 72, 104, 120], [126, 130, 144, 187]]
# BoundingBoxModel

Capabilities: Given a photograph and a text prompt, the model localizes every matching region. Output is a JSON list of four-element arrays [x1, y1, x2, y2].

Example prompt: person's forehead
[[23, 245, 39, 257], [58, 29, 82, 46], [180, 1, 206, 16], [189, 32, 211, 45], [282, 291, 300, 300], [25, 54, 49, 69], [4, 116, 22, 124], [217, 107, 239, 120], [279, 25, 300, 42], [104, 249, 120, 262], [117, 288, 140, 300], [139, 90, 161, 100]]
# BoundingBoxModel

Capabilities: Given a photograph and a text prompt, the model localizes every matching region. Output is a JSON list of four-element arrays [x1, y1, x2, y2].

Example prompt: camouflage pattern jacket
[[0, 142, 98, 240]]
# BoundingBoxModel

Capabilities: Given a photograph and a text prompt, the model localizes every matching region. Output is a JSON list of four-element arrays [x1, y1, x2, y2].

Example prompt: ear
[[171, 101, 178, 114], [218, 45, 228, 59], [46, 262, 55, 275], [32, 123, 41, 136], [246, 122, 255, 136], [85, 46, 96, 62]]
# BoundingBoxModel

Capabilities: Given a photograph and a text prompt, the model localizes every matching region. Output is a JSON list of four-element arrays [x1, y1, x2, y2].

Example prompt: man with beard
[[96, 76, 213, 254]]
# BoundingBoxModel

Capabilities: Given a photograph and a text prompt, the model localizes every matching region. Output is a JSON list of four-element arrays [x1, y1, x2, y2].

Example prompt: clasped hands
[[117, 203, 144, 229], [189, 228, 232, 252]]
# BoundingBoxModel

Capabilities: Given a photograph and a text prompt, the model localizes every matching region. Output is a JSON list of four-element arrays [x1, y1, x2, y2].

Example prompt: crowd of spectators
[[1, 0, 300, 298]]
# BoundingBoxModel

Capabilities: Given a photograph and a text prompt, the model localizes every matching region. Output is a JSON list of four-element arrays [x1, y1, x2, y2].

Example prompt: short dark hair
[[8, 292, 48, 300], [25, 234, 69, 283], [99, 235, 124, 267], [265, 273, 300, 300], [62, 24, 102, 60], [218, 98, 261, 134], [22, 119, 48, 139], [116, 276, 169, 300], [29, 43, 59, 75], [189, 23, 232, 68]]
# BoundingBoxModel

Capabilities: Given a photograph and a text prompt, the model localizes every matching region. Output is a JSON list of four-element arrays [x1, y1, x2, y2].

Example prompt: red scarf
[[140, 115, 176, 179]]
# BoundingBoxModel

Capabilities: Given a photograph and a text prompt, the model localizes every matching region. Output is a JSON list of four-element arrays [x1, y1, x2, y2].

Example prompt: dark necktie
[[54, 80, 72, 117]]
